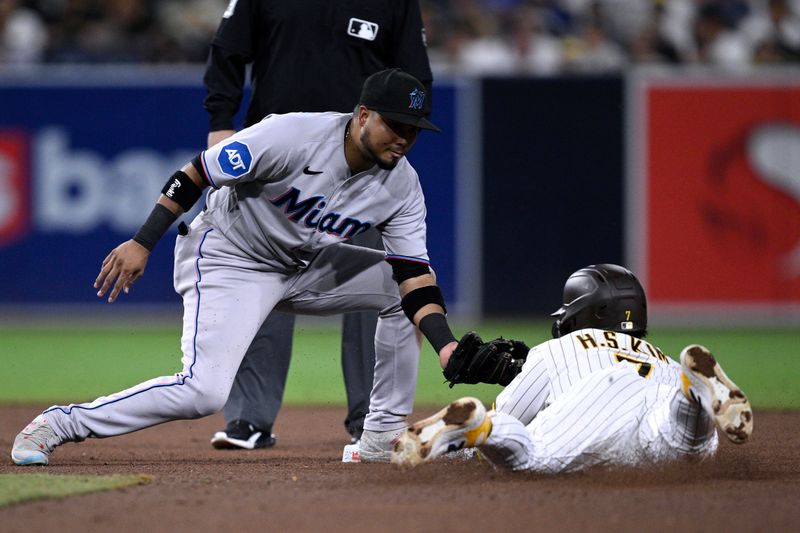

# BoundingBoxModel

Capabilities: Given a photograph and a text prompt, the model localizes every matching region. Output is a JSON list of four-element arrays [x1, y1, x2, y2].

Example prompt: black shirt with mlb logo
[[203, 0, 434, 131]]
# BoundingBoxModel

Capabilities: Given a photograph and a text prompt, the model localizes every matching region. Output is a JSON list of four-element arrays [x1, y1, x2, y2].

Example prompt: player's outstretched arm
[[94, 163, 207, 303], [398, 273, 458, 368]]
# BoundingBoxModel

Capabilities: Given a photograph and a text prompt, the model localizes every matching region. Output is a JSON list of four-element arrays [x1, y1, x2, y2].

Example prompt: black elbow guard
[[387, 257, 430, 283], [161, 170, 203, 211]]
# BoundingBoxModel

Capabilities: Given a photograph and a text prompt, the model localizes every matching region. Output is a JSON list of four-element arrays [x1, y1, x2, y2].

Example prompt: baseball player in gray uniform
[[11, 69, 462, 466], [393, 264, 754, 472]]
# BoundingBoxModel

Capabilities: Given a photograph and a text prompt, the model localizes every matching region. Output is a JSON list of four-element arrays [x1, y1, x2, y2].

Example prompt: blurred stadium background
[[1, 1, 798, 406]]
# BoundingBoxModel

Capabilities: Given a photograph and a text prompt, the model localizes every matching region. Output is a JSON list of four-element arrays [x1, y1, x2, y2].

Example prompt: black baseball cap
[[358, 69, 441, 132]]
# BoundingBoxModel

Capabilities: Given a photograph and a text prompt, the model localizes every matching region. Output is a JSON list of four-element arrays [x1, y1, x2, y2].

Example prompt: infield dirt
[[1, 405, 798, 532]]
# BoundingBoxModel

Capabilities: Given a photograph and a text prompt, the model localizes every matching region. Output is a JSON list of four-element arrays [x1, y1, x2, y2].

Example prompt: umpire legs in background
[[210, 311, 293, 449], [341, 311, 377, 442], [211, 230, 381, 449]]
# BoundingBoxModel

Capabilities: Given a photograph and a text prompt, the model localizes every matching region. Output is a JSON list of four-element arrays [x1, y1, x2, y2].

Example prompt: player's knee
[[378, 298, 403, 317], [190, 387, 228, 417], [375, 284, 403, 317]]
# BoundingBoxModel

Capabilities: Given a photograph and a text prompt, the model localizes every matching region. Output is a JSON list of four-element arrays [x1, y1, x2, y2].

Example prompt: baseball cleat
[[210, 420, 276, 450], [357, 428, 405, 463], [11, 414, 61, 466], [680, 344, 753, 444], [392, 397, 491, 467]]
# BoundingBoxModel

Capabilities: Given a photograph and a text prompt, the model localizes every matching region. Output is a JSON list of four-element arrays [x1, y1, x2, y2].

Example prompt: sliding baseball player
[[394, 264, 754, 472]]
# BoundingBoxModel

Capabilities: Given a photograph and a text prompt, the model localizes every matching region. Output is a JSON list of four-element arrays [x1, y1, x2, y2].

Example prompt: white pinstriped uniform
[[484, 328, 717, 472]]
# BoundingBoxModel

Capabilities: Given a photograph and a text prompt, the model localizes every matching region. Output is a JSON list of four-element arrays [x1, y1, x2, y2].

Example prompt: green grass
[[0, 322, 797, 408], [0, 473, 151, 507]]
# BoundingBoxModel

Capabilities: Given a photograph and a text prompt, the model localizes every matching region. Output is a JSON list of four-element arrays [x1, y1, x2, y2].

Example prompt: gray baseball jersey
[[200, 111, 428, 269], [486, 329, 718, 472], [41, 112, 427, 443]]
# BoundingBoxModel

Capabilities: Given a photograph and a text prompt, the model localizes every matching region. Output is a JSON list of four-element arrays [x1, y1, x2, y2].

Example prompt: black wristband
[[418, 313, 457, 354], [132, 204, 178, 251]]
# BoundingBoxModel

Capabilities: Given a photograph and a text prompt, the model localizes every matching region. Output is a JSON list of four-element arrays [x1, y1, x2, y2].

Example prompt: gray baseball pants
[[44, 218, 420, 442], [224, 229, 381, 438]]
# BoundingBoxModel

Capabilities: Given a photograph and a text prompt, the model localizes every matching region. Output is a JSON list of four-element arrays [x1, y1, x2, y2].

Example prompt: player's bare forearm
[[438, 342, 457, 369], [94, 163, 207, 303]]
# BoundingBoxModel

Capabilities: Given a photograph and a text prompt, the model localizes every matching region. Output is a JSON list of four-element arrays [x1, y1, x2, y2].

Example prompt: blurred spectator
[[0, 0, 47, 64], [658, 0, 698, 61], [567, 0, 652, 48], [692, 2, 754, 68], [40, 0, 162, 62], [744, 0, 800, 62], [565, 21, 627, 72], [3, 0, 800, 72], [511, 6, 564, 74], [444, 0, 514, 73], [156, 0, 222, 62], [455, 27, 517, 74], [629, 1, 683, 64], [563, 1, 627, 72]]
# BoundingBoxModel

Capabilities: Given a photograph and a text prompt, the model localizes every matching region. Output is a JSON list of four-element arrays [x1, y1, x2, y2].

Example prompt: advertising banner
[[628, 72, 800, 321], [0, 68, 458, 310]]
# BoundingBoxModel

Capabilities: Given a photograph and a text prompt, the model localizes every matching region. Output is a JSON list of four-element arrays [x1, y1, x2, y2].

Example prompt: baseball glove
[[443, 332, 530, 388]]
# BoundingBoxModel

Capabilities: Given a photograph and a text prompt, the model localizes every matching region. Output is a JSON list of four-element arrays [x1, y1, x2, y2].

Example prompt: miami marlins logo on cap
[[358, 69, 441, 132], [218, 141, 252, 178], [408, 88, 425, 111]]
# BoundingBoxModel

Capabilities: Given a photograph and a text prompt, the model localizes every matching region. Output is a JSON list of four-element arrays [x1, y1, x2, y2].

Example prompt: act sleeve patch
[[217, 141, 252, 178]]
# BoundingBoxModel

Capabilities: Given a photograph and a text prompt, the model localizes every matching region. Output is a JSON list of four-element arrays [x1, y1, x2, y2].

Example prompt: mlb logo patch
[[217, 141, 252, 178], [348, 18, 378, 41]]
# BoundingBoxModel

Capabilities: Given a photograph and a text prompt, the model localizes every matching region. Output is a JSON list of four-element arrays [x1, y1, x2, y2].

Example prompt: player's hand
[[94, 240, 150, 303], [207, 129, 236, 149], [442, 333, 530, 388], [438, 341, 458, 369]]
